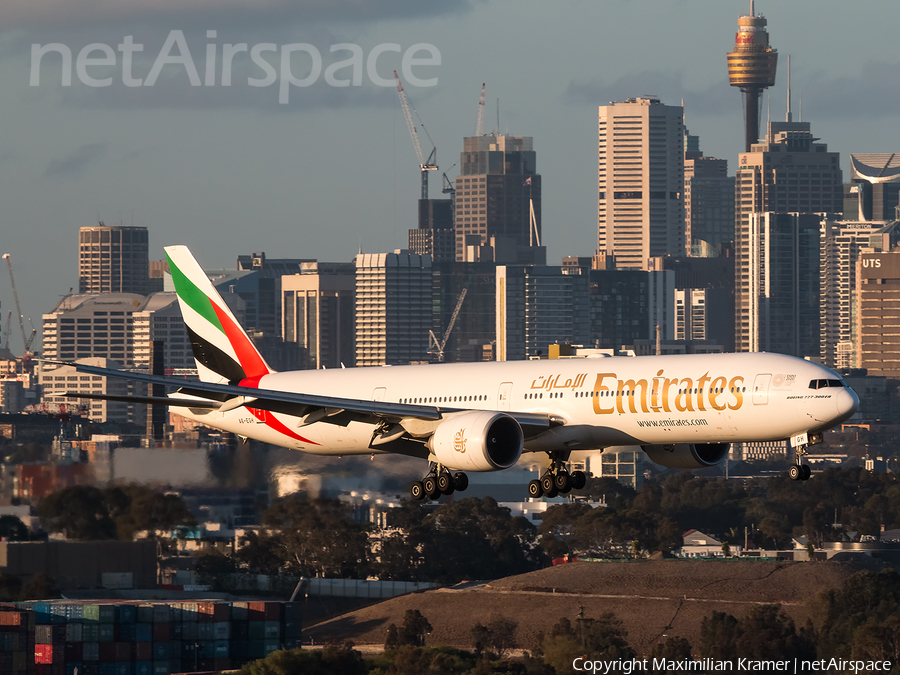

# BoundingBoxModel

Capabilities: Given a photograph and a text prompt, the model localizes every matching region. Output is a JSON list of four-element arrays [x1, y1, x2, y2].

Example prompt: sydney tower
[[727, 1, 778, 152]]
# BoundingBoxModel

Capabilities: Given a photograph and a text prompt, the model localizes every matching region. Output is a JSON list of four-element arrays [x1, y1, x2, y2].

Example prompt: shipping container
[[152, 661, 169, 675], [82, 604, 116, 624], [63, 642, 82, 661], [113, 641, 131, 661], [152, 605, 171, 623], [115, 622, 135, 642], [197, 622, 214, 641], [232, 602, 248, 621], [180, 621, 198, 641], [152, 622, 171, 642], [65, 622, 83, 642], [98, 624, 115, 642], [35, 625, 66, 644], [134, 623, 152, 642], [232, 621, 249, 640], [115, 605, 136, 624], [0, 610, 27, 627], [135, 642, 152, 661], [82, 623, 100, 642], [212, 621, 230, 639], [263, 620, 281, 639], [82, 642, 99, 661], [152, 642, 169, 660], [136, 605, 154, 624], [34, 643, 63, 664], [134, 662, 152, 675]]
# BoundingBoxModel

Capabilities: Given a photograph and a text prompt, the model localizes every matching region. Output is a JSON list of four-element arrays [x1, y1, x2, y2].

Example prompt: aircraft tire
[[423, 475, 440, 499], [410, 481, 425, 501], [788, 465, 802, 481], [453, 472, 469, 492], [554, 472, 571, 493], [438, 472, 455, 495], [545, 484, 559, 499], [528, 480, 543, 498], [540, 474, 555, 495], [801, 465, 811, 481], [571, 470, 587, 490]]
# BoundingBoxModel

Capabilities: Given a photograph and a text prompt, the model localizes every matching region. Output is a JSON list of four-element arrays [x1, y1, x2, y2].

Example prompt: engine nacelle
[[641, 443, 730, 469], [428, 411, 523, 472]]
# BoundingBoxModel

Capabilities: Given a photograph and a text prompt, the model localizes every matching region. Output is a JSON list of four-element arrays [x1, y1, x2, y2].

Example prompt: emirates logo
[[454, 429, 467, 454]]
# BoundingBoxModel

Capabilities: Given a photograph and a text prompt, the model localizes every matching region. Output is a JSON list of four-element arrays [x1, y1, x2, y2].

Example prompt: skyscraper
[[78, 224, 149, 294], [597, 97, 685, 270], [355, 251, 432, 367], [849, 154, 900, 222], [455, 135, 541, 262], [684, 156, 735, 255], [282, 262, 356, 370], [734, 120, 843, 352], [858, 250, 900, 379], [727, 2, 778, 153]]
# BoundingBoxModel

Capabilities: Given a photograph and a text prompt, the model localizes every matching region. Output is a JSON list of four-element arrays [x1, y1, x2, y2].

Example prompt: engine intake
[[428, 411, 523, 472], [641, 443, 731, 469]]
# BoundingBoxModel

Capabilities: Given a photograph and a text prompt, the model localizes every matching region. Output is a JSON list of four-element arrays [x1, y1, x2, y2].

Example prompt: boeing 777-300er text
[[54, 246, 859, 499]]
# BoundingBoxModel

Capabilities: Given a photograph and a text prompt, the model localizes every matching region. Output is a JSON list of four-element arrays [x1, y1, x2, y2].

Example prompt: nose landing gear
[[789, 432, 821, 482], [410, 464, 469, 501]]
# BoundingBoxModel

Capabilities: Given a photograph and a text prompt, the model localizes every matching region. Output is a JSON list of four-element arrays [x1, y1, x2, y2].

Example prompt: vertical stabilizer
[[164, 245, 272, 383]]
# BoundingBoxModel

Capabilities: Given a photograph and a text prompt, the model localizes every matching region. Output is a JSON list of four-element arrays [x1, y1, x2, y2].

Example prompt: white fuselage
[[171, 352, 858, 463]]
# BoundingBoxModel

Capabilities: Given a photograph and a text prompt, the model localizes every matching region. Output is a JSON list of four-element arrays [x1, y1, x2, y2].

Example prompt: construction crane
[[475, 83, 486, 136], [2, 311, 10, 351], [2, 253, 36, 360], [393, 70, 438, 199], [429, 288, 467, 363]]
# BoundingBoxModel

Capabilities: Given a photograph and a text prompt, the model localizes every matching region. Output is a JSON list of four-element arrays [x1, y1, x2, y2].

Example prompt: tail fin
[[165, 245, 273, 383]]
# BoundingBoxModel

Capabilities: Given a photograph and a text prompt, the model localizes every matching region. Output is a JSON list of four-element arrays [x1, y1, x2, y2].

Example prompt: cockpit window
[[809, 379, 844, 390]]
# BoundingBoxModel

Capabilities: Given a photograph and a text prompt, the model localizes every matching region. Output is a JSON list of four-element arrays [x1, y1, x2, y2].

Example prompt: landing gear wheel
[[410, 481, 425, 501], [801, 465, 811, 481], [788, 465, 802, 481], [544, 485, 559, 499], [528, 480, 543, 498], [423, 475, 440, 499], [540, 474, 555, 495], [571, 470, 587, 490], [437, 472, 455, 495], [554, 471, 572, 493], [453, 472, 469, 492]]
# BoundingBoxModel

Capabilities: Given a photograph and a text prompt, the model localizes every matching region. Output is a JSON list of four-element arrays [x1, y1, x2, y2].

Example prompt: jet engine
[[641, 443, 730, 469], [428, 411, 523, 472]]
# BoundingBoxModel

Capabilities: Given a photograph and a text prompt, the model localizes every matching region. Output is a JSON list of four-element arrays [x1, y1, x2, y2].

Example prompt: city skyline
[[1, 0, 899, 344]]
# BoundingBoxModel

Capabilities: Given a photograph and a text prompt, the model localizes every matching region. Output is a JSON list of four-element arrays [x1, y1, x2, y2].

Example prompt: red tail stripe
[[210, 301, 269, 379]]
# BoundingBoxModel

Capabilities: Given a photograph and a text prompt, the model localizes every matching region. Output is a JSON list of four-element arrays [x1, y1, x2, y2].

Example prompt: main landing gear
[[527, 452, 586, 499], [410, 464, 469, 501]]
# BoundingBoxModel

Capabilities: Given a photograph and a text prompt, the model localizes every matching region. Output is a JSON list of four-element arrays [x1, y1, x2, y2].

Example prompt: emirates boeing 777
[[56, 246, 859, 500]]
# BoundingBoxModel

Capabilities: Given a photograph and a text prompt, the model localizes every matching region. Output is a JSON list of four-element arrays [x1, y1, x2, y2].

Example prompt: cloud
[[2, 0, 483, 30], [566, 61, 900, 122], [44, 143, 108, 178], [566, 71, 735, 117]]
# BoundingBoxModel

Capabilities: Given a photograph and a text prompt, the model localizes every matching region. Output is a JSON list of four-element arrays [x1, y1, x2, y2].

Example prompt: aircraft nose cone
[[836, 386, 859, 422]]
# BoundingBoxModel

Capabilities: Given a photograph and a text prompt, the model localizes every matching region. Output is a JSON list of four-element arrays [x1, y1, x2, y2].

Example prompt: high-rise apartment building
[[78, 224, 149, 294], [858, 250, 900, 378], [409, 199, 455, 264], [597, 97, 685, 269], [684, 157, 735, 255], [734, 120, 843, 352], [455, 135, 541, 262], [849, 154, 900, 222], [355, 251, 432, 367], [820, 220, 900, 368], [282, 262, 356, 370], [495, 266, 590, 361], [746, 213, 821, 357]]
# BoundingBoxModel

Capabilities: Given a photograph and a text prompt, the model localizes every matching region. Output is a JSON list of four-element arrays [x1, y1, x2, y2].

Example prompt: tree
[[470, 616, 518, 658], [649, 636, 693, 672], [19, 572, 59, 601], [0, 515, 29, 541], [263, 496, 370, 578], [542, 612, 634, 673], [194, 548, 236, 590], [734, 604, 814, 660], [398, 609, 432, 647], [37, 486, 116, 540], [235, 530, 285, 575], [698, 611, 739, 660]]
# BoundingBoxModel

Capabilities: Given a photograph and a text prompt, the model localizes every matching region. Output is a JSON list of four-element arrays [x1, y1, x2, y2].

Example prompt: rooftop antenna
[[799, 88, 802, 122], [786, 55, 792, 122], [750, 0, 754, 16], [496, 98, 500, 135]]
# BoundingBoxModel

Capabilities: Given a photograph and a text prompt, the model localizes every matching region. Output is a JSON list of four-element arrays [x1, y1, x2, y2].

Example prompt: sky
[[1, 0, 899, 354]]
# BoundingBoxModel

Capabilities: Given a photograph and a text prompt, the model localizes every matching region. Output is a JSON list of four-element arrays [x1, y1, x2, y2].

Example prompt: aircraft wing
[[50, 360, 559, 434]]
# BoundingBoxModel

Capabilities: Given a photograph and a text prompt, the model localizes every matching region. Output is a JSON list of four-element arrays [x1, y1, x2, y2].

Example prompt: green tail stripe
[[165, 252, 225, 334]]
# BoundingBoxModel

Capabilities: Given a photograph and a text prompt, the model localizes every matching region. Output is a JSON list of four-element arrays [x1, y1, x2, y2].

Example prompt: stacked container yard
[[0, 599, 301, 675]]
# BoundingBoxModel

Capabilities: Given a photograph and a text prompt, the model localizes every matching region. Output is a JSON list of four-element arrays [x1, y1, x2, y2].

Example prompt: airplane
[[56, 245, 859, 500]]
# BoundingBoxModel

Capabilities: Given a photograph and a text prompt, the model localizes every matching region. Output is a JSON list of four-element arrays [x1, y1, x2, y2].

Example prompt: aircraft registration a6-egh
[[58, 246, 859, 500]]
